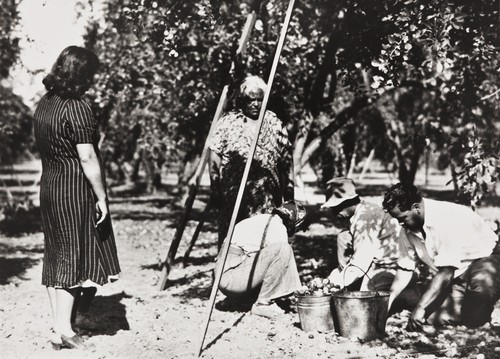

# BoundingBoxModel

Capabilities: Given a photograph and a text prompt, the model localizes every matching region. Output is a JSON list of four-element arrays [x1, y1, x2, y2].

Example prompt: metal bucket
[[331, 291, 390, 340], [296, 295, 335, 332]]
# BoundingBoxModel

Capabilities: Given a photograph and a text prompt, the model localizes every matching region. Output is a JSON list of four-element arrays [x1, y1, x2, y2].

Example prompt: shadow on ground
[[0, 242, 43, 255], [292, 233, 337, 279], [84, 292, 131, 337], [0, 256, 40, 285], [166, 269, 214, 288], [202, 313, 247, 353], [171, 276, 212, 301], [110, 200, 219, 229], [0, 208, 42, 236]]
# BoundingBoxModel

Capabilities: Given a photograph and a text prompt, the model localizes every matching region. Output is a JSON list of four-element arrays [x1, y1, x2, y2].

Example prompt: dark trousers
[[425, 243, 500, 327]]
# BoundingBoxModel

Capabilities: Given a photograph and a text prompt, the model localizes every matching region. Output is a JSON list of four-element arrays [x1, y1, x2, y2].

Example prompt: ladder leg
[[183, 202, 212, 267]]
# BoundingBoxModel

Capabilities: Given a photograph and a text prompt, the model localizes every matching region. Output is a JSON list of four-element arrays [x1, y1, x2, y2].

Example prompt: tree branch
[[305, 32, 339, 116], [298, 96, 368, 172], [480, 89, 500, 101]]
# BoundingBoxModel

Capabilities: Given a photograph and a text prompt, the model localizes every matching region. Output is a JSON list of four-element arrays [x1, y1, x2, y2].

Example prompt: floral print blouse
[[209, 109, 294, 238]]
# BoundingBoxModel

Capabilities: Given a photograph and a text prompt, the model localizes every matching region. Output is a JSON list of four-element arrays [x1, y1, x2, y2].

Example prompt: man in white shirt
[[383, 183, 500, 330], [215, 201, 307, 319]]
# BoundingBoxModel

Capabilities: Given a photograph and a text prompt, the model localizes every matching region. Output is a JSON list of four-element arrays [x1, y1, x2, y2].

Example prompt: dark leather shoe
[[60, 334, 86, 349], [51, 341, 63, 350]]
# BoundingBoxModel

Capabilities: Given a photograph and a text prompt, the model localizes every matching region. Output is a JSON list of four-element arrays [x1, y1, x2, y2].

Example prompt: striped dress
[[34, 93, 120, 288]]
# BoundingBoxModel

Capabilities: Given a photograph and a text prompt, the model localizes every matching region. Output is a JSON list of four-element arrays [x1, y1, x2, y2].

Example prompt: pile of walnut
[[295, 277, 341, 296]]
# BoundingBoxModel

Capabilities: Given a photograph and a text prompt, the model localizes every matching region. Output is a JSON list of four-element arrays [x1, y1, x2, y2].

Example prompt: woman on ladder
[[208, 75, 294, 246]]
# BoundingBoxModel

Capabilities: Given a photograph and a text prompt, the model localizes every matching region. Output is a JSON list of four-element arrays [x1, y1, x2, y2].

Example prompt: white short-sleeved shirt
[[230, 214, 288, 254], [397, 199, 498, 276], [349, 201, 400, 271], [215, 214, 289, 275], [331, 201, 400, 288]]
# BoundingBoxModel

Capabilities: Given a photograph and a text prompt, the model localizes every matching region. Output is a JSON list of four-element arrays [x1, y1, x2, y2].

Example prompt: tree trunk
[[306, 32, 339, 116], [397, 157, 412, 184], [450, 161, 459, 192], [142, 150, 162, 194], [292, 112, 314, 178], [297, 96, 369, 173], [178, 154, 201, 203], [395, 145, 423, 185]]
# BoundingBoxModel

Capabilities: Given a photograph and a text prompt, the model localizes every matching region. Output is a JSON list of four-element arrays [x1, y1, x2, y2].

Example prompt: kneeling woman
[[215, 201, 307, 319]]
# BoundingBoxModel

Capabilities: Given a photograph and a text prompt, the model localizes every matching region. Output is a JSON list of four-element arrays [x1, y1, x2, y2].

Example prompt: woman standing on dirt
[[34, 46, 120, 350], [209, 75, 294, 246]]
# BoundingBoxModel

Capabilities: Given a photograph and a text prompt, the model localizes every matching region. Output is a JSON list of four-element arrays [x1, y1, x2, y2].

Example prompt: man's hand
[[407, 306, 426, 331], [405, 266, 455, 331]]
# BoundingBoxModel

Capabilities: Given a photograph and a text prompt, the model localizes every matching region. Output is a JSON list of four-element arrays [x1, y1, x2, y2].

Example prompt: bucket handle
[[341, 263, 381, 297]]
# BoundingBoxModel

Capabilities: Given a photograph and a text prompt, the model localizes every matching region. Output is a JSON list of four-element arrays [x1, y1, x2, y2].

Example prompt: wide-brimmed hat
[[273, 201, 308, 234], [322, 178, 359, 209]]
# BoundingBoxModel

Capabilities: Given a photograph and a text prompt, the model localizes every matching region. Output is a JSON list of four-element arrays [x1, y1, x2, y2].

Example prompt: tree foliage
[[366, 0, 500, 205], [0, 0, 32, 166], [0, 87, 33, 165], [82, 0, 499, 204], [0, 0, 21, 79], [82, 0, 234, 190]]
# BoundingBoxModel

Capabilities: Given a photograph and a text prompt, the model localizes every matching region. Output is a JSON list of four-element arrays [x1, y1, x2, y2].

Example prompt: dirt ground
[[2, 180, 500, 359]]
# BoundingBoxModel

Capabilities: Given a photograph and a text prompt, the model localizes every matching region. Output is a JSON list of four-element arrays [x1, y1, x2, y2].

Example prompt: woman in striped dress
[[34, 46, 120, 349]]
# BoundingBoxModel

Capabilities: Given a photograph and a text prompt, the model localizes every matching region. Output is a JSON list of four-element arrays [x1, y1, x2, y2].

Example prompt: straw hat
[[322, 178, 359, 209]]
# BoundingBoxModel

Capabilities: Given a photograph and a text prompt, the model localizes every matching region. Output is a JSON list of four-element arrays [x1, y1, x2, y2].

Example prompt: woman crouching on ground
[[215, 201, 308, 319]]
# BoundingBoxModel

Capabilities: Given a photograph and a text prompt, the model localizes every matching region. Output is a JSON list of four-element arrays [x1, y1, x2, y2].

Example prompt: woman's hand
[[95, 199, 108, 226]]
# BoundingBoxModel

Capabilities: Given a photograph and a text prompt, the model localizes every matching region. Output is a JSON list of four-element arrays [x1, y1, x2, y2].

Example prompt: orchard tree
[[82, 0, 239, 192], [285, 0, 499, 204], [366, 0, 500, 204], [0, 87, 33, 165], [82, 0, 499, 205], [0, 0, 20, 78], [0, 0, 33, 166]]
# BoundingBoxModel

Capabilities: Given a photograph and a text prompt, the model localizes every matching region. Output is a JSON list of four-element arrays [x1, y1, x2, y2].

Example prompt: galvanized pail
[[331, 291, 390, 340], [297, 295, 335, 332]]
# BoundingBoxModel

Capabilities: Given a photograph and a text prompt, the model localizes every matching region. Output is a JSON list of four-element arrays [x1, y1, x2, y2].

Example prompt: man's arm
[[407, 266, 455, 331], [388, 229, 419, 311], [388, 268, 414, 310], [329, 232, 375, 288], [336, 215, 379, 288]]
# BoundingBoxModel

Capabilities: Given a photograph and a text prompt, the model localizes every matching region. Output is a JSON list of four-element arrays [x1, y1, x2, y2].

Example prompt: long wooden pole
[[157, 8, 260, 291], [196, 0, 296, 355]]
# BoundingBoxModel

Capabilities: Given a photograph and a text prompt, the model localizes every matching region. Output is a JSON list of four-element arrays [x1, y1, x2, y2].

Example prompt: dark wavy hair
[[42, 46, 99, 99], [382, 183, 423, 212]]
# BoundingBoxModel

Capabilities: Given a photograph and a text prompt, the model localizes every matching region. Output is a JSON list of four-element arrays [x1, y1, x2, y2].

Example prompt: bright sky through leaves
[[10, 0, 99, 106]]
